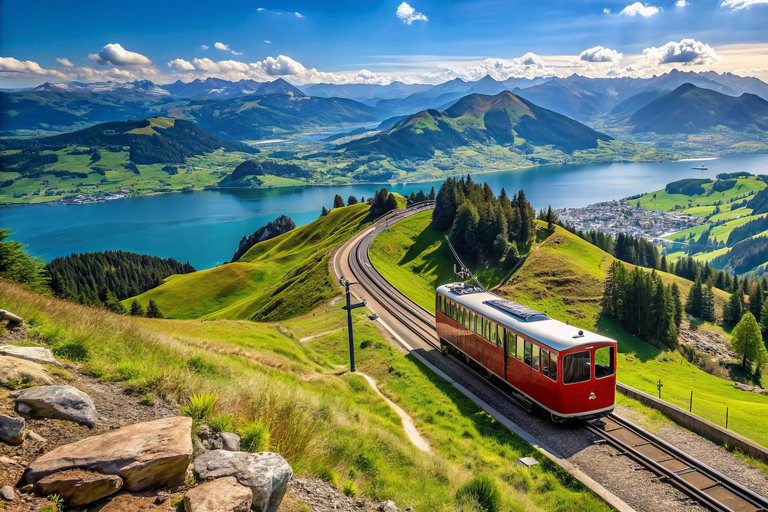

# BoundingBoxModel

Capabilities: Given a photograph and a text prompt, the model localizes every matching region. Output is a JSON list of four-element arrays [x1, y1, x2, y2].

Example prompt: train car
[[435, 282, 616, 421]]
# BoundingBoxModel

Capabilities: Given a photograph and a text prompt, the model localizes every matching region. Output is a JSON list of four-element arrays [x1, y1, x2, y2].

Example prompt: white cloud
[[265, 40, 272, 44], [396, 2, 428, 24], [56, 58, 74, 68], [675, 0, 689, 7], [88, 43, 152, 67], [579, 46, 623, 63], [721, 0, 768, 8], [191, 58, 220, 72], [257, 7, 265, 11], [214, 42, 243, 56], [200, 44, 209, 50], [167, 58, 195, 71], [0, 57, 67, 79], [295, 11, 305, 18], [256, 55, 306, 75], [619, 2, 661, 16], [629, 38, 720, 74], [603, 7, 612, 13]]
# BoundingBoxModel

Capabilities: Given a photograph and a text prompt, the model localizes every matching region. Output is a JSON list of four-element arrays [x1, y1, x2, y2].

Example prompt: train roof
[[437, 283, 615, 352]]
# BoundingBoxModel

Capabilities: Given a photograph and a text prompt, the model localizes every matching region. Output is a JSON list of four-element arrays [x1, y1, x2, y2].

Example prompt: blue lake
[[3, 153, 767, 270]]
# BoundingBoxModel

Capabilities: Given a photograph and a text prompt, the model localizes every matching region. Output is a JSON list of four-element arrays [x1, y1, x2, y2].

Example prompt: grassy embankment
[[0, 203, 612, 511], [369, 210, 768, 447], [635, 175, 767, 265]]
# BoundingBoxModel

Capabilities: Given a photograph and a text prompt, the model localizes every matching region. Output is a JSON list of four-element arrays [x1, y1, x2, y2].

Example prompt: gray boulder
[[0, 485, 14, 501], [12, 385, 97, 427], [210, 432, 241, 452], [0, 345, 59, 366], [0, 414, 25, 445], [380, 501, 399, 512], [193, 450, 293, 512]]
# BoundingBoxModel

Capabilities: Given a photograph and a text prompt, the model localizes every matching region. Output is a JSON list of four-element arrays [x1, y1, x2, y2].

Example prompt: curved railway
[[342, 201, 768, 512]]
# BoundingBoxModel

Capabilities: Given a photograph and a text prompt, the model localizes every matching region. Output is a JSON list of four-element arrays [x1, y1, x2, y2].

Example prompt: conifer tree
[[701, 284, 716, 322], [750, 284, 764, 320], [146, 299, 163, 319], [730, 312, 768, 371], [333, 194, 345, 208], [385, 192, 398, 212], [347, 195, 358, 205], [723, 290, 744, 326], [130, 299, 145, 316], [685, 279, 703, 316], [760, 297, 768, 334], [545, 205, 556, 231], [450, 203, 479, 258], [320, 206, 329, 217]]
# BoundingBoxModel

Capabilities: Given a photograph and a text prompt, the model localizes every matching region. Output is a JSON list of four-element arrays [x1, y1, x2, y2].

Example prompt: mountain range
[[339, 90, 612, 159]]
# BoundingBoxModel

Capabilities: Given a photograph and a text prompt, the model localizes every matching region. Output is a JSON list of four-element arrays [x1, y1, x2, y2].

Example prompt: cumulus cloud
[[579, 46, 623, 63], [255, 55, 306, 75], [88, 43, 152, 66], [629, 38, 720, 74], [265, 40, 272, 44], [167, 58, 195, 71], [56, 58, 74, 68], [0, 57, 67, 79], [675, 0, 689, 6], [214, 42, 243, 56], [396, 2, 428, 24], [200, 44, 209, 50], [620, 2, 661, 16], [721, 0, 768, 8]]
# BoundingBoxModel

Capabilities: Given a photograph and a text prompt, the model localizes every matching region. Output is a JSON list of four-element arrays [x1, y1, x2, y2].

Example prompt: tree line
[[431, 175, 536, 264]]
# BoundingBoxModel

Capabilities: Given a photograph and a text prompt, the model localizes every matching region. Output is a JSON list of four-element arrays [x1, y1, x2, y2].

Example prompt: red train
[[435, 283, 616, 421]]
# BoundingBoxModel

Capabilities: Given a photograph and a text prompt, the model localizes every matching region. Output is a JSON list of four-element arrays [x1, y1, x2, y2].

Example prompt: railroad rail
[[348, 202, 768, 512]]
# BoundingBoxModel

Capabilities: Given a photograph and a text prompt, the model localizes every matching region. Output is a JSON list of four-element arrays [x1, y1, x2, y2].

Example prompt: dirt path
[[299, 328, 344, 343], [358, 372, 431, 453]]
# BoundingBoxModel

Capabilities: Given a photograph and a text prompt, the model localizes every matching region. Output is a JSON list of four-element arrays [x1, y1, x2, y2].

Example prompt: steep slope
[[340, 90, 612, 159], [630, 83, 768, 134], [2, 117, 255, 164], [513, 78, 614, 121]]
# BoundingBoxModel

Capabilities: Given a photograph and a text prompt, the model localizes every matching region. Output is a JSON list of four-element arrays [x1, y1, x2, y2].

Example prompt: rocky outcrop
[[0, 414, 25, 445], [0, 345, 59, 365], [211, 432, 241, 451], [231, 216, 295, 262], [184, 477, 252, 512], [34, 470, 123, 506], [0, 356, 53, 387], [24, 416, 193, 492], [193, 450, 293, 512], [12, 385, 98, 427], [0, 310, 23, 326]]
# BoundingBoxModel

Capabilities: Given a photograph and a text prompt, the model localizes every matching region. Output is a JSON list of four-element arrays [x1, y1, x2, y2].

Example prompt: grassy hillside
[[128, 203, 372, 320], [370, 211, 768, 446], [0, 278, 610, 511]]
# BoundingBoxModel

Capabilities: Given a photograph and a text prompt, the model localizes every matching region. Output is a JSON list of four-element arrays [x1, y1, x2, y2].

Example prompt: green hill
[[370, 211, 768, 447], [339, 91, 612, 160], [126, 203, 372, 320], [630, 83, 768, 134]]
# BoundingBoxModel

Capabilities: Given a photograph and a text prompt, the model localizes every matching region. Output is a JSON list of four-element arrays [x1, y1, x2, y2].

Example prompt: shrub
[[186, 355, 216, 374], [315, 467, 339, 485], [52, 339, 89, 362], [139, 393, 156, 406], [180, 393, 218, 422], [342, 480, 358, 497], [455, 475, 501, 512], [240, 420, 270, 452], [209, 414, 237, 434]]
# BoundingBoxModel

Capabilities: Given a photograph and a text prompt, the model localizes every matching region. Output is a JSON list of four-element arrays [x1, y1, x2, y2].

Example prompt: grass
[[370, 213, 768, 447], [126, 203, 373, 320], [637, 176, 766, 214]]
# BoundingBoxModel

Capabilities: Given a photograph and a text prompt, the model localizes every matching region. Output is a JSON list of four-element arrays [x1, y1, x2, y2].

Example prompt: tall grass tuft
[[52, 338, 90, 362], [209, 414, 237, 434], [240, 420, 271, 452], [180, 392, 218, 422], [342, 480, 358, 497], [456, 475, 501, 512]]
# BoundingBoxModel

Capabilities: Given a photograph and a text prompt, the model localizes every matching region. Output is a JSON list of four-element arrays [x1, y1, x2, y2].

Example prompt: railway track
[[346, 202, 768, 512]]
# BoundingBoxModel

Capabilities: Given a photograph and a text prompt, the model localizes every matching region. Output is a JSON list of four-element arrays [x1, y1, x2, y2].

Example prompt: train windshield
[[563, 351, 591, 384], [595, 346, 615, 379]]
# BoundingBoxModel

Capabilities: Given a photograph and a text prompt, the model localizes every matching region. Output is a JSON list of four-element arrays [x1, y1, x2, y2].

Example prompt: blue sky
[[1, 0, 767, 87]]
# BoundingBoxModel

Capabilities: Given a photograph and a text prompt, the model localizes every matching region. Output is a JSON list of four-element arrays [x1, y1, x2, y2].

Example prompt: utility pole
[[340, 276, 366, 373]]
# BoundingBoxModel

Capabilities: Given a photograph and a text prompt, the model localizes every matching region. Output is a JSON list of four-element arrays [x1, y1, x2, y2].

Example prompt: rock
[[210, 433, 241, 452], [0, 414, 25, 445], [0, 310, 23, 326], [193, 439, 208, 457], [0, 456, 20, 466], [193, 450, 293, 512], [24, 416, 193, 492], [197, 425, 212, 441], [0, 345, 59, 366], [92, 494, 173, 512], [12, 385, 97, 427], [0, 485, 14, 501], [34, 469, 122, 507], [19, 484, 33, 494], [184, 477, 252, 512], [27, 430, 46, 443], [231, 215, 296, 262], [0, 356, 53, 387], [16, 403, 32, 414], [379, 501, 399, 512]]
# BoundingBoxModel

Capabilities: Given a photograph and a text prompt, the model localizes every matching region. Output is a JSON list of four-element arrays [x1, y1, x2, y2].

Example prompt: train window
[[515, 336, 524, 361], [541, 350, 549, 377], [531, 345, 540, 371], [595, 346, 615, 379], [563, 351, 591, 384], [496, 325, 503, 348], [490, 323, 497, 345], [463, 307, 470, 328], [524, 340, 532, 366], [549, 353, 558, 381]]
